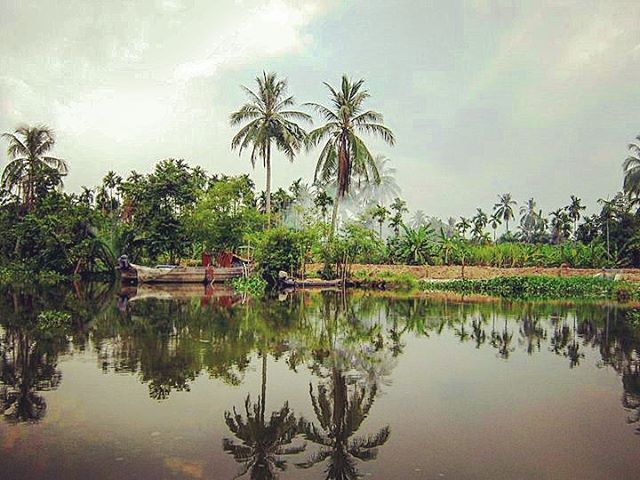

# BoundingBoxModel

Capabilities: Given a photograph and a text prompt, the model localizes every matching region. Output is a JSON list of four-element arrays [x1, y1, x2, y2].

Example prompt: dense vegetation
[[424, 276, 640, 301], [2, 73, 640, 283]]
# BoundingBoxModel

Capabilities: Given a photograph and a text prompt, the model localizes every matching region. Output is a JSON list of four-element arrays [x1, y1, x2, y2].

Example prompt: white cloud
[[54, 88, 177, 142], [174, 0, 323, 81]]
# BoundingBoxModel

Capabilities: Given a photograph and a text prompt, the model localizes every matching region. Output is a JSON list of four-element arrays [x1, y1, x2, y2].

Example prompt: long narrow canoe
[[280, 277, 344, 289], [120, 263, 252, 284]]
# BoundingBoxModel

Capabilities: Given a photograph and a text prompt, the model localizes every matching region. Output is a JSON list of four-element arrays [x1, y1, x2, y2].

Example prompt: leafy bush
[[319, 223, 387, 278], [231, 275, 267, 295], [251, 227, 318, 282]]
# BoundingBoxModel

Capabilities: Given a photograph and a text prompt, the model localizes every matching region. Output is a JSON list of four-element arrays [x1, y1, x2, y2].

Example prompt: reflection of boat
[[118, 283, 244, 309], [120, 283, 236, 301], [118, 253, 252, 284]]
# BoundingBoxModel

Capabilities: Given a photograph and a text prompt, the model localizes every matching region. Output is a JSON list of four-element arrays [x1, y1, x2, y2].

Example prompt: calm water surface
[[0, 283, 638, 479]]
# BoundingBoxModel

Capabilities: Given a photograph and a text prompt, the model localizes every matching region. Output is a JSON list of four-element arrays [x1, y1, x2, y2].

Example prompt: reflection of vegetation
[[1, 284, 640, 442], [223, 354, 304, 479], [298, 372, 389, 480], [0, 328, 62, 423]]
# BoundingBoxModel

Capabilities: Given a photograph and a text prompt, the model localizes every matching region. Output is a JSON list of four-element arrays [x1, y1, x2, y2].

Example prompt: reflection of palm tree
[[565, 317, 584, 369], [518, 314, 546, 355], [622, 367, 640, 434], [223, 353, 305, 479], [297, 368, 390, 479], [471, 318, 486, 348], [0, 329, 62, 423], [494, 318, 514, 359]]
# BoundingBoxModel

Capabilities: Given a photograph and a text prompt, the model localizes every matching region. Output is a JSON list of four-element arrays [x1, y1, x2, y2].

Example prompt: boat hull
[[120, 263, 252, 284]]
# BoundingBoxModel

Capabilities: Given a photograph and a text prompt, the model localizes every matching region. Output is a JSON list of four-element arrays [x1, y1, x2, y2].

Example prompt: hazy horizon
[[2, 0, 639, 219]]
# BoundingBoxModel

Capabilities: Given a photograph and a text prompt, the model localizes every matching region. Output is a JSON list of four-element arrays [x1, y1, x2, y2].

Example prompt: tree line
[[1, 72, 640, 277]]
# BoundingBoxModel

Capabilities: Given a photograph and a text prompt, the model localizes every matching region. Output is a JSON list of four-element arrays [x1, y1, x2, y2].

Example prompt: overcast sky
[[1, 0, 639, 219]]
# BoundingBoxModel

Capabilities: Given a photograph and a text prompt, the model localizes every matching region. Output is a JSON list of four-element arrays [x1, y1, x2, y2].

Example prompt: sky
[[1, 0, 639, 220]]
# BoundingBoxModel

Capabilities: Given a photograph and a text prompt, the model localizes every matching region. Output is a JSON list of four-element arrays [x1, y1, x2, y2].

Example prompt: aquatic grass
[[352, 269, 420, 290], [231, 275, 268, 296], [422, 275, 640, 300]]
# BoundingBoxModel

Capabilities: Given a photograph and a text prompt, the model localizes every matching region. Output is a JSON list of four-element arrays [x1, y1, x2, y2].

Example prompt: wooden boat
[[280, 277, 344, 289], [118, 255, 253, 284]]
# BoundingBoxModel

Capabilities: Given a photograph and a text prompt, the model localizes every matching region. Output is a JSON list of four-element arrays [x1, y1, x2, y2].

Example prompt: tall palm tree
[[488, 212, 502, 242], [357, 155, 401, 206], [410, 209, 428, 229], [519, 198, 539, 243], [493, 193, 517, 234], [314, 189, 334, 225], [471, 208, 487, 242], [550, 208, 571, 244], [623, 133, 640, 198], [306, 75, 395, 234], [1, 124, 67, 212], [456, 216, 471, 239], [566, 195, 585, 237], [230, 72, 311, 226], [370, 204, 389, 238], [598, 197, 616, 258]]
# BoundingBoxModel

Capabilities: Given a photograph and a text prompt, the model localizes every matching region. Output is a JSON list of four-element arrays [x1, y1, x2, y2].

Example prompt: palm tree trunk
[[260, 352, 267, 423], [265, 143, 272, 228], [606, 220, 610, 259], [330, 195, 340, 238]]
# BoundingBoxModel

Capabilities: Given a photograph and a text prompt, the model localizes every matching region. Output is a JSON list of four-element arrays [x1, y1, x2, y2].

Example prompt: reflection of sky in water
[[0, 287, 638, 479]]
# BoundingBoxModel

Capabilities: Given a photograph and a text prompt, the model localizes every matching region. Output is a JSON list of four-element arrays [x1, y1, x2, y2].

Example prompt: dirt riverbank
[[305, 263, 640, 282]]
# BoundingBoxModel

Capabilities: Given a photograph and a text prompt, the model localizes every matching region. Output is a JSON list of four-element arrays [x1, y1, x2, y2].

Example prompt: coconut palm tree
[[388, 197, 407, 236], [410, 209, 428, 229], [519, 198, 539, 243], [623, 134, 640, 198], [230, 72, 311, 226], [488, 213, 502, 242], [357, 155, 401, 206], [455, 216, 471, 239], [471, 208, 488, 242], [1, 124, 67, 213], [314, 190, 334, 225], [598, 197, 616, 259], [370, 204, 389, 238], [550, 208, 571, 244], [306, 75, 395, 235], [566, 195, 586, 238], [494, 193, 517, 234]]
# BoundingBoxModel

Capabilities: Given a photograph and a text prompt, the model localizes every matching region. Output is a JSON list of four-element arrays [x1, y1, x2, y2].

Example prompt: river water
[[0, 283, 638, 479]]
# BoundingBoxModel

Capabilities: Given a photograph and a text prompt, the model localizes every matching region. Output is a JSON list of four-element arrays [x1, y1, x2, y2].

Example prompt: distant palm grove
[[2, 73, 640, 281]]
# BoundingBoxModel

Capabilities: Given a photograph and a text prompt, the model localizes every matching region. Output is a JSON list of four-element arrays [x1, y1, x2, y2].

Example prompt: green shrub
[[250, 227, 317, 283], [231, 275, 267, 295]]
